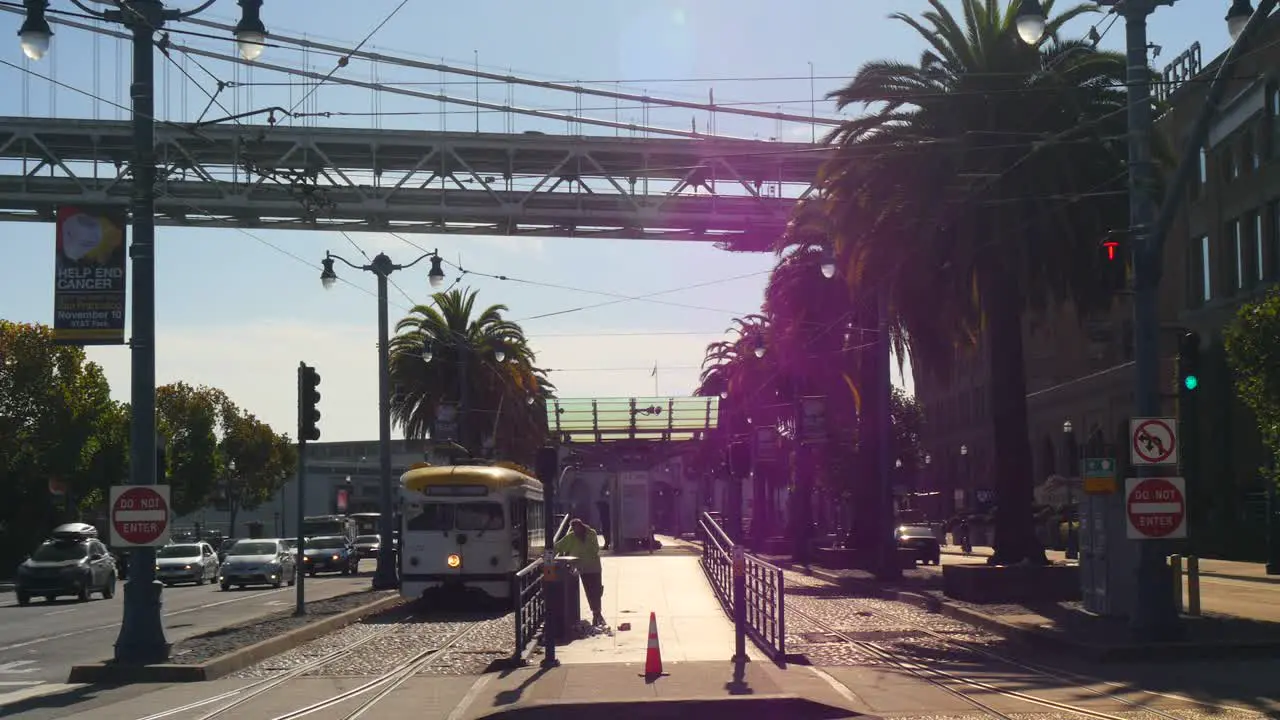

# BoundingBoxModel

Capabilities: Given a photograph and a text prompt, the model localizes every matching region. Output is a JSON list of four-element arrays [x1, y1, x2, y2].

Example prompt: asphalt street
[[0, 573, 370, 703]]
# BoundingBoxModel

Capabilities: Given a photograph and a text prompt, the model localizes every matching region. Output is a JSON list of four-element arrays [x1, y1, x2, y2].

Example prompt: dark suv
[[14, 523, 118, 605]]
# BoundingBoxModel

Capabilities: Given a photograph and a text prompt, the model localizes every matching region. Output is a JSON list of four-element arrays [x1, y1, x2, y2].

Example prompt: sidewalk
[[941, 545, 1279, 584]]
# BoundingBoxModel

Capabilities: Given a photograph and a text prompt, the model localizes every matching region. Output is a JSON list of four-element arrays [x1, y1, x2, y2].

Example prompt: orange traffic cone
[[644, 611, 664, 677]]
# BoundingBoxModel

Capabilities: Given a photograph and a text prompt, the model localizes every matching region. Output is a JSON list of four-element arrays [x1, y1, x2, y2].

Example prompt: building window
[[1244, 129, 1258, 172], [1200, 234, 1212, 302], [1226, 143, 1240, 181], [1231, 218, 1244, 290], [1253, 123, 1264, 169], [1255, 211, 1265, 283], [1199, 146, 1208, 185], [1272, 88, 1280, 159]]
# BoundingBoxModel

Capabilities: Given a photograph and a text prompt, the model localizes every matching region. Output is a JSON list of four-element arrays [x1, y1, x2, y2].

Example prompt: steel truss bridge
[[0, 116, 827, 241]]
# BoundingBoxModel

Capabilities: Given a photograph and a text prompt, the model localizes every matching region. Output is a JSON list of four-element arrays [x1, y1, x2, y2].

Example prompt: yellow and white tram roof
[[399, 463, 543, 496]]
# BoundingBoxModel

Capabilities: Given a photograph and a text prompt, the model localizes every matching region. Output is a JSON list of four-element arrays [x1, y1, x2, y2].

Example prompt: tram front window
[[406, 503, 453, 532], [456, 502, 504, 531]]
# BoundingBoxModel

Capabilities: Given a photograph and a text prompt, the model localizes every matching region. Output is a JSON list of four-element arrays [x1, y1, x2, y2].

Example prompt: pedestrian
[[595, 498, 611, 551], [554, 518, 605, 627]]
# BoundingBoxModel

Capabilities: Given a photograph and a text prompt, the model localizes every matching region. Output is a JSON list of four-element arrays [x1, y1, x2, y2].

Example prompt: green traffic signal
[[1184, 375, 1198, 391]]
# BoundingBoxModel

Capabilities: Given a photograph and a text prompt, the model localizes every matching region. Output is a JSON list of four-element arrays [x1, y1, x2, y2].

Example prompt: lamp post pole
[[321, 251, 445, 591], [16, 0, 268, 666]]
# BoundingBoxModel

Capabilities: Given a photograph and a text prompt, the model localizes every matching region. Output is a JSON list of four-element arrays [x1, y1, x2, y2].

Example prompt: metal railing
[[510, 512, 573, 664], [697, 512, 786, 662], [511, 557, 545, 662]]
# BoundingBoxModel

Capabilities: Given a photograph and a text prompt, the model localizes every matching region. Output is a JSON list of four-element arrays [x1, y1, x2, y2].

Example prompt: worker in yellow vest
[[554, 518, 605, 626]]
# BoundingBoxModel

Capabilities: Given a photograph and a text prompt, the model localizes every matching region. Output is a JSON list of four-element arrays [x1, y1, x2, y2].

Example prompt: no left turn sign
[[1129, 417, 1178, 466]]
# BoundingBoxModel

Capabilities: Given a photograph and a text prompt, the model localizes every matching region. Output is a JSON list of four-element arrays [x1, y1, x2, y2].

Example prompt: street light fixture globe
[[235, 31, 267, 61], [428, 255, 446, 289], [1227, 0, 1254, 41], [960, 444, 968, 456], [1015, 0, 1046, 45], [494, 349, 506, 363], [17, 2, 52, 62], [421, 343, 434, 363], [1063, 419, 1073, 434], [819, 248, 837, 279], [233, 0, 268, 62], [18, 28, 51, 61]]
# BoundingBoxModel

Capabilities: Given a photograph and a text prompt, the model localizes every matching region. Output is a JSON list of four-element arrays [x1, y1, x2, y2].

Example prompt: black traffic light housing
[[1178, 331, 1201, 393], [298, 362, 322, 441]]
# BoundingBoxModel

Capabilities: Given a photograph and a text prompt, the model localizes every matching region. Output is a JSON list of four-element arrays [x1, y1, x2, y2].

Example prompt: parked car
[[895, 525, 941, 565], [14, 523, 118, 605], [155, 542, 220, 585], [302, 535, 359, 576], [219, 538, 296, 590]]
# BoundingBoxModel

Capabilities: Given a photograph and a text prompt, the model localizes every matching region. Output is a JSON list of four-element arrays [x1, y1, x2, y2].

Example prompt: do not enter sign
[[109, 485, 171, 547], [1124, 477, 1187, 540]]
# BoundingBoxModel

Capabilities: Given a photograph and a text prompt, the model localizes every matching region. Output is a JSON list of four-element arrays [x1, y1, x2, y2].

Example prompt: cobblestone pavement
[[776, 570, 1275, 720], [227, 604, 516, 678], [780, 569, 1003, 668]]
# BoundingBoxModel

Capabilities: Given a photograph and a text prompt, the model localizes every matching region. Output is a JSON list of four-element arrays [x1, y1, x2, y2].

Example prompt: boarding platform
[[550, 536, 768, 665]]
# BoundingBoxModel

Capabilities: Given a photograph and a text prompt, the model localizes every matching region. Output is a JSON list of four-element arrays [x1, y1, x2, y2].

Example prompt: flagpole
[[652, 362, 659, 396]]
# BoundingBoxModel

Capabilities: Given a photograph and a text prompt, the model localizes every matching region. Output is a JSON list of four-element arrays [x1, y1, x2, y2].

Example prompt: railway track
[[784, 571, 1267, 720], [134, 609, 488, 720]]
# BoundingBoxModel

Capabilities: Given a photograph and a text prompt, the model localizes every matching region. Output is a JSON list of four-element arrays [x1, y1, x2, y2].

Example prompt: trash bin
[[543, 558, 581, 644]]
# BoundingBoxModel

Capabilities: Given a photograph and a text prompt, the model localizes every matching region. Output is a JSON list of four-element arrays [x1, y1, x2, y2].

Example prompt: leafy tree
[[390, 287, 552, 466], [1224, 288, 1280, 486], [0, 320, 119, 568], [219, 408, 297, 538], [813, 0, 1132, 565], [891, 387, 926, 471], [156, 382, 229, 516]]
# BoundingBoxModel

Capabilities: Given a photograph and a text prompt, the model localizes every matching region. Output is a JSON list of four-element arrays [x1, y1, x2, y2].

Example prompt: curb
[[67, 593, 404, 684], [776, 560, 1280, 663], [472, 694, 851, 720]]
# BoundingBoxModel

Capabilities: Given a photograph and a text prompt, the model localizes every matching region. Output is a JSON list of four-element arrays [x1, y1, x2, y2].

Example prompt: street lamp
[[232, 0, 267, 61], [1014, 0, 1260, 640], [1228, 0, 1256, 40], [1015, 0, 1046, 45], [16, 0, 50, 60], [320, 248, 441, 591], [752, 335, 766, 359], [428, 255, 446, 289], [819, 248, 837, 279], [18, 0, 268, 667]]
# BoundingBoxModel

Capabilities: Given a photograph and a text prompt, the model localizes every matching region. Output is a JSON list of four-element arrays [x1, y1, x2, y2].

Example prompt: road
[[0, 573, 370, 704], [936, 551, 1280, 622]]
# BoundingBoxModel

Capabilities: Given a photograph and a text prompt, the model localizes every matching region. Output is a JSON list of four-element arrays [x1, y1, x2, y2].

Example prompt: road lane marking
[[447, 674, 494, 720], [0, 661, 37, 673], [0, 583, 357, 652], [43, 608, 77, 617], [0, 681, 41, 687]]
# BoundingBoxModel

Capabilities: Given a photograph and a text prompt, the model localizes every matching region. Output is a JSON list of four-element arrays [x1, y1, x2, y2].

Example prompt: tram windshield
[[405, 502, 504, 532]]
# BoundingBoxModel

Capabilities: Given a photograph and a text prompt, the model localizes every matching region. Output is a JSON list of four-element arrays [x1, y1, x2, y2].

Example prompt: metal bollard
[[1170, 554, 1183, 613], [731, 546, 747, 665], [1187, 555, 1201, 617], [541, 557, 560, 668]]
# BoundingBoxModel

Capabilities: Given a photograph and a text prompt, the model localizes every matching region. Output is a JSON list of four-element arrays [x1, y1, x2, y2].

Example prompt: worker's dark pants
[[580, 571, 604, 618]]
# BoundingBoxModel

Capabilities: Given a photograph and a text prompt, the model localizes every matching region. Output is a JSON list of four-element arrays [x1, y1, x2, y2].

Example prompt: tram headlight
[[446, 553, 462, 569]]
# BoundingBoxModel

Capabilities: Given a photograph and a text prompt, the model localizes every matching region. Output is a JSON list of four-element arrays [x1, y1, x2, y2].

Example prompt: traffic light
[[1178, 332, 1201, 393], [298, 362, 322, 441]]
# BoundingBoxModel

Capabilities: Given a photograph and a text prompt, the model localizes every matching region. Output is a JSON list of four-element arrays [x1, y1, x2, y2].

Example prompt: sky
[[0, 0, 1237, 442]]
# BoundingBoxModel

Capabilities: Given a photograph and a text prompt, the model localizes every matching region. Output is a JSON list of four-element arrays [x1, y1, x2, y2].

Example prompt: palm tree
[[817, 0, 1132, 565], [389, 287, 552, 464]]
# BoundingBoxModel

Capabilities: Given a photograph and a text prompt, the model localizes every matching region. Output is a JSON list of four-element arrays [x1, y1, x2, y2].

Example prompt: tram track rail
[[839, 591, 1262, 717], [787, 603, 1146, 720], [133, 608, 486, 720]]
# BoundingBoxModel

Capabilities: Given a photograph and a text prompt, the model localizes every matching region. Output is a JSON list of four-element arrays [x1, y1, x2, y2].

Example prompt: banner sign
[[53, 206, 127, 345]]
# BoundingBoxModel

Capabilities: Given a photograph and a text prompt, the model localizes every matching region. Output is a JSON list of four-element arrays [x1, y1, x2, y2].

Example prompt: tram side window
[[406, 503, 453, 532], [528, 500, 545, 552], [456, 502, 505, 531]]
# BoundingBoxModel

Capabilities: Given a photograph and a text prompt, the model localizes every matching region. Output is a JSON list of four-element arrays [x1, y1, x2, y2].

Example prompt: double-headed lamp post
[[321, 250, 446, 590], [1015, 0, 1256, 639], [18, 0, 267, 666]]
